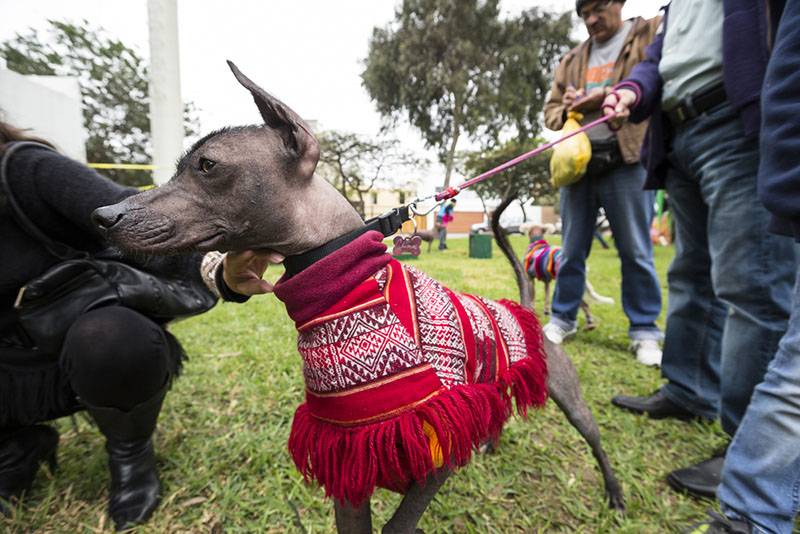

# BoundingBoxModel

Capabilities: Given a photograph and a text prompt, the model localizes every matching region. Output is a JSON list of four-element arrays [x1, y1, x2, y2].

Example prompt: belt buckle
[[14, 285, 28, 309], [672, 94, 696, 125]]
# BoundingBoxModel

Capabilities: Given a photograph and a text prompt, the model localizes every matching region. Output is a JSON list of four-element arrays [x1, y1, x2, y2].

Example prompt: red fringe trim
[[498, 299, 549, 414], [288, 301, 548, 506]]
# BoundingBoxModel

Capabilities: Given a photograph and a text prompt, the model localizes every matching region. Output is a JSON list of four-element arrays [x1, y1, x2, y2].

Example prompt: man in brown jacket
[[541, 0, 663, 367]]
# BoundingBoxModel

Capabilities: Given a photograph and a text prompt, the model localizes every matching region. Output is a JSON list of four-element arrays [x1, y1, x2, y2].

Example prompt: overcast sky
[[0, 0, 665, 178]]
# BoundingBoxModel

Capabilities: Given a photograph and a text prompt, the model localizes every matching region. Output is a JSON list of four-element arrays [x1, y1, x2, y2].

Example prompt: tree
[[1, 20, 200, 186], [492, 8, 575, 143], [362, 0, 573, 188], [317, 130, 425, 218], [462, 137, 555, 212]]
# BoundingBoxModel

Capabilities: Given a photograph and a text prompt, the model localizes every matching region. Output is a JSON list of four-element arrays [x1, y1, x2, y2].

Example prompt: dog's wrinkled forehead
[[173, 125, 262, 177]]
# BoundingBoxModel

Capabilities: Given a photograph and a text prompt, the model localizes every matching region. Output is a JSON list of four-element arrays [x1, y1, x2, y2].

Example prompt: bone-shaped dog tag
[[392, 235, 422, 257]]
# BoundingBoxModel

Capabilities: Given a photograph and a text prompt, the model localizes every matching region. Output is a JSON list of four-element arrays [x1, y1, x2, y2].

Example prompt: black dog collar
[[283, 205, 411, 277]]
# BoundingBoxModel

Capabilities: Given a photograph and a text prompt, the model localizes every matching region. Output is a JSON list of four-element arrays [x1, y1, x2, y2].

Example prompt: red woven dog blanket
[[273, 231, 547, 505]]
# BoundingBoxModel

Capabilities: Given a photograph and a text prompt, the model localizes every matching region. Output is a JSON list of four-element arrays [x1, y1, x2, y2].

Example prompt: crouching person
[[0, 122, 278, 530]]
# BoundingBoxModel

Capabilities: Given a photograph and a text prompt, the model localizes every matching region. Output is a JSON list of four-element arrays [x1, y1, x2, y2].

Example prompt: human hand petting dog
[[602, 87, 637, 129], [223, 250, 284, 295]]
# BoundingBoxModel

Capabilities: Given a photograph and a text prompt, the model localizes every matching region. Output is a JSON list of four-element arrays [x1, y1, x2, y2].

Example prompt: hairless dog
[[93, 61, 623, 533]]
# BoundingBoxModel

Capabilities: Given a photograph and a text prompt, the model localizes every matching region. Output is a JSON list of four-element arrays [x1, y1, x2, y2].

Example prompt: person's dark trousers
[[0, 306, 178, 527], [438, 226, 447, 250], [549, 162, 662, 341], [659, 102, 797, 434], [62, 306, 178, 530]]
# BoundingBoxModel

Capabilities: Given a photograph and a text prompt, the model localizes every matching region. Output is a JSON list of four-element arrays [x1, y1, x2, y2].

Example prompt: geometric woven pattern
[[406, 265, 467, 389], [299, 298, 423, 392], [455, 292, 501, 383], [478, 296, 528, 365], [296, 259, 530, 396]]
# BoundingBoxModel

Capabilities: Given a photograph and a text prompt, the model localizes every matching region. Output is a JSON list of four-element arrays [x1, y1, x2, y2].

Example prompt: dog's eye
[[199, 158, 216, 173]]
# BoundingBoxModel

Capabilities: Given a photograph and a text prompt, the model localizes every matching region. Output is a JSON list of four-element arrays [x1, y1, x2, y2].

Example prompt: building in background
[[0, 58, 86, 161]]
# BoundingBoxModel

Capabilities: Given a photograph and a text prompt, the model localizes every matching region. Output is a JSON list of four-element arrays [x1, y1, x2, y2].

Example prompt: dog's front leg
[[382, 469, 452, 534], [544, 280, 551, 315], [335, 498, 372, 534]]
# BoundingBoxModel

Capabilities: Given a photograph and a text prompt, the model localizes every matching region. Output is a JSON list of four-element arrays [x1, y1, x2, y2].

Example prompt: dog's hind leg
[[545, 340, 625, 510], [335, 498, 372, 534], [382, 469, 451, 534], [490, 195, 623, 510], [580, 300, 597, 331]]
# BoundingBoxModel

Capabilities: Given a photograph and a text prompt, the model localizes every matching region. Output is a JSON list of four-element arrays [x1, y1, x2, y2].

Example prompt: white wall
[[0, 64, 87, 162]]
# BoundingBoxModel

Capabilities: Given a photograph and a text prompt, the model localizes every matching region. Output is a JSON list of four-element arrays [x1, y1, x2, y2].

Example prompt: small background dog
[[521, 223, 614, 330], [411, 228, 437, 252]]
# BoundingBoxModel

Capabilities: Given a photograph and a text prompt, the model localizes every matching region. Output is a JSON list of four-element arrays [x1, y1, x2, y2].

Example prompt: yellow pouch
[[549, 111, 592, 188]]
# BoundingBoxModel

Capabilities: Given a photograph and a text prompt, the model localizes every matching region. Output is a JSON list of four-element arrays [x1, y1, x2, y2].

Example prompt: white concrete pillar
[[147, 0, 183, 185]]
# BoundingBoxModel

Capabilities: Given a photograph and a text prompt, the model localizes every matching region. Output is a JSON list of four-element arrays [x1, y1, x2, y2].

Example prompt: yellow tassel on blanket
[[422, 421, 444, 468]]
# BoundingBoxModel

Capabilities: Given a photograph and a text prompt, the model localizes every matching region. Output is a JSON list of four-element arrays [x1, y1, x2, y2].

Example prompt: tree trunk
[[442, 95, 462, 189], [355, 189, 366, 218], [491, 193, 532, 308]]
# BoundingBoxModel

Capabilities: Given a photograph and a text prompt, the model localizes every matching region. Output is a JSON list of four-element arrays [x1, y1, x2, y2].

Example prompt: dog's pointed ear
[[227, 60, 320, 180]]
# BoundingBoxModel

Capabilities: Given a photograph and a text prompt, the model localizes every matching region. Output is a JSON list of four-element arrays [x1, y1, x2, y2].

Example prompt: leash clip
[[373, 205, 411, 237], [409, 200, 441, 217]]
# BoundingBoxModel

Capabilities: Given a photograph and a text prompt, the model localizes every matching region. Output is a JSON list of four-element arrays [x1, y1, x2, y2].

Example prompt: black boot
[[84, 382, 167, 531], [667, 444, 729, 499], [0, 425, 59, 516]]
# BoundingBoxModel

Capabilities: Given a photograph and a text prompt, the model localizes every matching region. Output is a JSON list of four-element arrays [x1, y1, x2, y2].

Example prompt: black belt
[[666, 82, 727, 126]]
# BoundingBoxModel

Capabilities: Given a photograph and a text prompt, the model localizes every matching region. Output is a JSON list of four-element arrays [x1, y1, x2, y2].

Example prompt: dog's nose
[[91, 204, 126, 231]]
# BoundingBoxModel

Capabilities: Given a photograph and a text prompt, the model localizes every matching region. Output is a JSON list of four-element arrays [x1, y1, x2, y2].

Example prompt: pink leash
[[432, 112, 617, 202]]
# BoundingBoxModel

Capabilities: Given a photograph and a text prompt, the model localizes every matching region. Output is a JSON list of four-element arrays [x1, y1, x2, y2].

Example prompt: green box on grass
[[469, 232, 492, 259]]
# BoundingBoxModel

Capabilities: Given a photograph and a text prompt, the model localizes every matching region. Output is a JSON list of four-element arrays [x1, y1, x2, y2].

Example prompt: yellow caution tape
[[88, 163, 156, 170]]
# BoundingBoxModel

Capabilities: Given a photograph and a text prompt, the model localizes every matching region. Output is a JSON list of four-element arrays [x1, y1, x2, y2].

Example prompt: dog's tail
[[584, 280, 615, 305], [491, 194, 533, 310]]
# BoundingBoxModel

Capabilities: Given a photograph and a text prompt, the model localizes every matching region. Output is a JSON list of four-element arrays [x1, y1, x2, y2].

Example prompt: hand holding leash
[[563, 84, 579, 108], [430, 111, 617, 202], [602, 88, 637, 130]]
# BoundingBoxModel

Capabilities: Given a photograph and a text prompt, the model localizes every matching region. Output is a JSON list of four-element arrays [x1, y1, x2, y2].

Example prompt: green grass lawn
[[4, 235, 729, 533]]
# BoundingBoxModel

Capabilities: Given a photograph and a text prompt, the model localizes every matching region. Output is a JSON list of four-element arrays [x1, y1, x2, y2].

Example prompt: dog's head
[[520, 223, 545, 242], [92, 61, 320, 254]]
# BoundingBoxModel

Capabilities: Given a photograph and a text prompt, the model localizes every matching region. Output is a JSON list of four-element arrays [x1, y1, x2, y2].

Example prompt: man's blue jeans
[[718, 269, 800, 534], [550, 162, 662, 340], [660, 103, 797, 434]]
